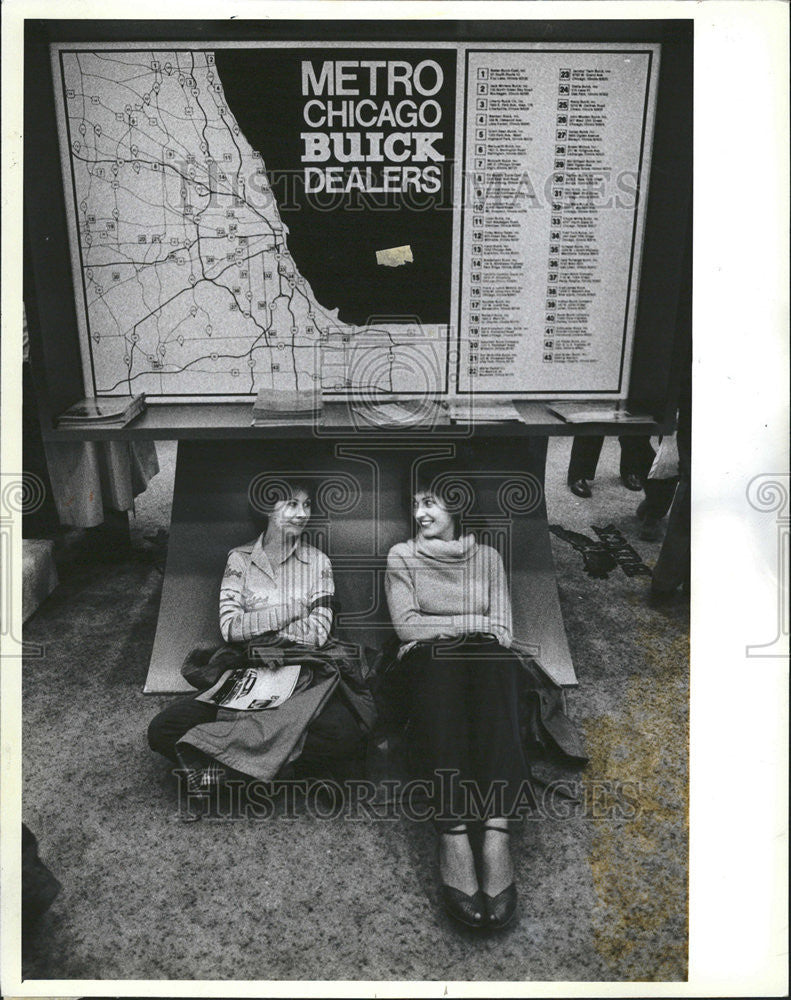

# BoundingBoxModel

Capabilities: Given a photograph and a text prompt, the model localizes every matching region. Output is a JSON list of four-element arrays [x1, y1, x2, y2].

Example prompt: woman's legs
[[295, 689, 367, 782], [148, 698, 254, 805], [402, 642, 479, 896], [147, 696, 218, 763], [481, 817, 515, 900], [437, 823, 479, 899], [403, 637, 532, 908], [403, 637, 532, 821], [403, 641, 474, 821], [461, 638, 529, 903], [464, 638, 531, 821]]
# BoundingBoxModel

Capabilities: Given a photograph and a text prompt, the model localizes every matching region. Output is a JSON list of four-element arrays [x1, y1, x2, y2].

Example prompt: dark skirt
[[399, 634, 536, 825]]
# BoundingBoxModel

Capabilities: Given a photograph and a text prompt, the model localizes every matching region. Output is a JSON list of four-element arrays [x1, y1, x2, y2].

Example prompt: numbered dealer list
[[456, 49, 656, 395]]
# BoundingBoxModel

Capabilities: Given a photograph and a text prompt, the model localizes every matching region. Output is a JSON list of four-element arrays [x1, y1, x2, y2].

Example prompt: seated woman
[[148, 478, 368, 793], [385, 470, 534, 930]]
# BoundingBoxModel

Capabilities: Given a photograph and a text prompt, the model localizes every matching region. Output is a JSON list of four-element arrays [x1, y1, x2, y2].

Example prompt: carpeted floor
[[21, 435, 688, 982]]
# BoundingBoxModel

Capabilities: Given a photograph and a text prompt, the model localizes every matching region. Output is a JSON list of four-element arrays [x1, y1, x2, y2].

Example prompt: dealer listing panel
[[456, 47, 658, 397]]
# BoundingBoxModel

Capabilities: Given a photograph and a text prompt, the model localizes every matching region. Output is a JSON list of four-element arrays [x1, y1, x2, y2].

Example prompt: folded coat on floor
[[514, 650, 588, 764], [177, 638, 377, 782]]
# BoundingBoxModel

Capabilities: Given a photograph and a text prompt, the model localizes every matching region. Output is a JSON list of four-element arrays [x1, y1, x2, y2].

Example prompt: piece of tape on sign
[[375, 245, 414, 267]]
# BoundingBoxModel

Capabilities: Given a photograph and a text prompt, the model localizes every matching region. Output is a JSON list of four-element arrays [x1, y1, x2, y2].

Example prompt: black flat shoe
[[639, 516, 663, 541], [622, 473, 643, 491], [648, 583, 684, 607], [483, 881, 518, 929], [569, 478, 592, 498], [481, 823, 518, 929], [437, 825, 485, 928], [440, 884, 486, 928]]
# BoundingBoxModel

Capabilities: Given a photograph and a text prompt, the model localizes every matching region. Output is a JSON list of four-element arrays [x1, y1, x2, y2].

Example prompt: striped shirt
[[219, 534, 334, 647]]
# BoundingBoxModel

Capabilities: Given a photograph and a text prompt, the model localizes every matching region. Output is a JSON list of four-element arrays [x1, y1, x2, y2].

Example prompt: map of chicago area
[[56, 47, 454, 398]]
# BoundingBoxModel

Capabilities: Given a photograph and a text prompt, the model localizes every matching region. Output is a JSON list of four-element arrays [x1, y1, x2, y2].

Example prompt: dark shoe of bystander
[[568, 478, 592, 498], [640, 516, 664, 542], [622, 473, 643, 492]]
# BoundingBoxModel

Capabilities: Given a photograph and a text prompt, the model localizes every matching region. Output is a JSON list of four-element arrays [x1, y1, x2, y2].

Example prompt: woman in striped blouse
[[148, 479, 363, 785], [218, 484, 334, 648]]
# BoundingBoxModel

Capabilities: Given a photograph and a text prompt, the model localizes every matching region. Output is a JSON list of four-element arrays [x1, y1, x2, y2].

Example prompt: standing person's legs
[[640, 477, 678, 520], [651, 383, 691, 598], [619, 435, 656, 489], [638, 476, 678, 540], [651, 475, 690, 596], [567, 435, 604, 496]]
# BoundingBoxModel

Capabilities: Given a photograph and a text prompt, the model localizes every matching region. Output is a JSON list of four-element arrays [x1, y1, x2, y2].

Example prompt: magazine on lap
[[195, 663, 302, 711]]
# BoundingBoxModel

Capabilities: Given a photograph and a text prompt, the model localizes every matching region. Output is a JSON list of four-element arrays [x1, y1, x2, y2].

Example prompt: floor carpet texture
[[22, 435, 689, 982]]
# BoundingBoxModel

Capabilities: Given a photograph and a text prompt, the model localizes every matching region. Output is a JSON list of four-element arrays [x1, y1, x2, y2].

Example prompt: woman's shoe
[[481, 823, 518, 929], [482, 881, 517, 929], [440, 883, 486, 928], [437, 825, 485, 928]]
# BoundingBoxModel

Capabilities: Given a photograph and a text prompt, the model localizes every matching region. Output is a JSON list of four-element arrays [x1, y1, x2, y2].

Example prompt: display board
[[51, 41, 659, 401]]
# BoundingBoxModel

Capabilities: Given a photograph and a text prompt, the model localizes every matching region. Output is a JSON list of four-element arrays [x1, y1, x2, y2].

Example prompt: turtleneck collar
[[413, 533, 477, 563]]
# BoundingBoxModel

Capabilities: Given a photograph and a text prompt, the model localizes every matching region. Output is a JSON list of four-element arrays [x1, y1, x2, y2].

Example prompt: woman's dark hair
[[248, 475, 314, 532], [407, 466, 477, 540]]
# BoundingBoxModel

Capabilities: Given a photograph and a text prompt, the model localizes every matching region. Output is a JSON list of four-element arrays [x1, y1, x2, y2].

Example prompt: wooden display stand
[[29, 398, 666, 694]]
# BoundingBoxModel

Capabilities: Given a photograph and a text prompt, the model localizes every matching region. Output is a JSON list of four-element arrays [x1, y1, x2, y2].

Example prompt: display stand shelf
[[41, 401, 664, 442]]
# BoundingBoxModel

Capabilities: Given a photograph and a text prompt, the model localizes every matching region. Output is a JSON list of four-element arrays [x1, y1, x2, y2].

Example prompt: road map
[[54, 48, 448, 399]]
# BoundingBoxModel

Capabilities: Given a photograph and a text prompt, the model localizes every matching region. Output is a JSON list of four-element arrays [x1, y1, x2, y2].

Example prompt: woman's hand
[[452, 614, 511, 647], [274, 596, 309, 626]]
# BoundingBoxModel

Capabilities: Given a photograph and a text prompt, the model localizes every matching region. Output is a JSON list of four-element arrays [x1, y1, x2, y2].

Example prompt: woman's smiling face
[[270, 489, 311, 539], [413, 491, 455, 541]]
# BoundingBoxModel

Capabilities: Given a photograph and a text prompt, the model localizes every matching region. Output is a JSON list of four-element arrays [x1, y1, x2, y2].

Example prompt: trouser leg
[[295, 690, 367, 781], [568, 435, 604, 482], [642, 476, 678, 520], [619, 435, 656, 479], [147, 696, 218, 763], [403, 638, 532, 822], [652, 475, 690, 592]]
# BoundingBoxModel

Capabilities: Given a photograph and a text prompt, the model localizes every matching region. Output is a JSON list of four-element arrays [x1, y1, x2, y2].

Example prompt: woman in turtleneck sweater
[[385, 473, 533, 931]]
